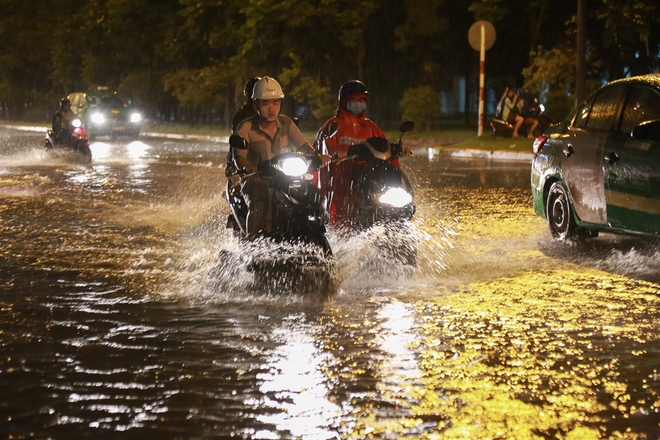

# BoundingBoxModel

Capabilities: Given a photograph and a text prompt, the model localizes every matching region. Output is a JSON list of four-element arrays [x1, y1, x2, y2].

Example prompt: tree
[[399, 86, 441, 130]]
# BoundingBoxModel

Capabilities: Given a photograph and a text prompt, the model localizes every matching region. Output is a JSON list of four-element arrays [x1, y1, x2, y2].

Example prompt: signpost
[[468, 21, 496, 137]]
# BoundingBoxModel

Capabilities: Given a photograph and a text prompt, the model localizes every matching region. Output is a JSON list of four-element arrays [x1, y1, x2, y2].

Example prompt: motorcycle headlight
[[91, 113, 106, 125], [275, 157, 309, 177], [130, 112, 142, 123], [71, 119, 82, 128], [379, 187, 412, 208]]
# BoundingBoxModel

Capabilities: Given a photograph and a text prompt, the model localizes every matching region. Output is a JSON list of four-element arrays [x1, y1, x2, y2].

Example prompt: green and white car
[[531, 74, 660, 241], [68, 87, 142, 141]]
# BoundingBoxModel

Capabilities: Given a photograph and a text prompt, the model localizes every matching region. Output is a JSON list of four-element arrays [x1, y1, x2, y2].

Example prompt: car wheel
[[546, 182, 579, 241]]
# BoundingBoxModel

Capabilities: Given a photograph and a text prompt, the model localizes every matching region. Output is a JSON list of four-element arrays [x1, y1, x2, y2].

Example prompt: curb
[[1, 125, 228, 143], [427, 146, 533, 161], [2, 125, 533, 161]]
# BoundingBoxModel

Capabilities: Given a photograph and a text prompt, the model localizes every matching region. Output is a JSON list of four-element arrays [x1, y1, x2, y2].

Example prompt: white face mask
[[346, 100, 367, 115]]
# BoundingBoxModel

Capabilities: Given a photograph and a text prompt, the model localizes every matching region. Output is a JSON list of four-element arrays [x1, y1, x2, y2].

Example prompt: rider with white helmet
[[233, 76, 330, 237]]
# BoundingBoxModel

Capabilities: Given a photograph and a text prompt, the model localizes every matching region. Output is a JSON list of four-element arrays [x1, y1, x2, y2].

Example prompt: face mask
[[346, 100, 367, 115]]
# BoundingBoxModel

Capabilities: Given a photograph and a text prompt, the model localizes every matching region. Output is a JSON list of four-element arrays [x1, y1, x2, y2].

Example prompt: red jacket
[[315, 108, 399, 227]]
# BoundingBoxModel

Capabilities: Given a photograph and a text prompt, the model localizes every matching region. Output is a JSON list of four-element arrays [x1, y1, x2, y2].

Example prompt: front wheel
[[77, 144, 92, 163], [546, 182, 595, 241]]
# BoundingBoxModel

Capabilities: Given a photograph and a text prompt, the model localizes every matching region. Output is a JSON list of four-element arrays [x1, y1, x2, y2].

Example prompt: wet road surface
[[1, 128, 660, 439]]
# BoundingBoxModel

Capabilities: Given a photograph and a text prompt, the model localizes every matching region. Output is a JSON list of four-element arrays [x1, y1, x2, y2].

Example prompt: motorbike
[[224, 135, 333, 289], [45, 118, 92, 163], [321, 121, 417, 266], [490, 88, 553, 138]]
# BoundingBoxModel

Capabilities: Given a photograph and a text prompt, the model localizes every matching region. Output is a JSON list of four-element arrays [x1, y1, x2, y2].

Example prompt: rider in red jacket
[[315, 80, 400, 227]]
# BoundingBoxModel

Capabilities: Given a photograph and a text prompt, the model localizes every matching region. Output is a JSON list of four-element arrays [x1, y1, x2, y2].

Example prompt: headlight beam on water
[[379, 187, 412, 208]]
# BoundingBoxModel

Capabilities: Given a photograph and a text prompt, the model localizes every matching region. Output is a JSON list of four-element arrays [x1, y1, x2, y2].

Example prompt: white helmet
[[251, 76, 284, 100]]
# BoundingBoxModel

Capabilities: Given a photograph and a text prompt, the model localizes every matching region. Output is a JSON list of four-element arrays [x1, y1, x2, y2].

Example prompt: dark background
[[0, 0, 658, 130]]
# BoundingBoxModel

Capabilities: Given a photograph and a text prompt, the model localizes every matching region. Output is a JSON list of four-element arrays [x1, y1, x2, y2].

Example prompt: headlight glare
[[379, 187, 412, 208], [91, 113, 106, 125], [276, 157, 309, 177], [130, 113, 142, 123], [71, 119, 82, 128]]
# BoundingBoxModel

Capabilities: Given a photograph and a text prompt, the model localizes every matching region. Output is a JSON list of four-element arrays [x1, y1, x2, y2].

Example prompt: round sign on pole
[[468, 21, 496, 137], [468, 20, 496, 51]]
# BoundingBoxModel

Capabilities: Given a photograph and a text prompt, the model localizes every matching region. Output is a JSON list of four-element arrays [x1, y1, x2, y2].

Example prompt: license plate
[[113, 126, 126, 131]]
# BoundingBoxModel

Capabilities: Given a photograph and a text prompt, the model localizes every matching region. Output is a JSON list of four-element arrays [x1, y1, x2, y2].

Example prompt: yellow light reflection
[[256, 327, 341, 439], [89, 142, 113, 160], [125, 141, 150, 160]]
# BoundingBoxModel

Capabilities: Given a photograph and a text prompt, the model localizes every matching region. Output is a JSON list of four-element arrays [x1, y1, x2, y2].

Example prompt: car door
[[561, 84, 627, 225], [604, 84, 660, 234]]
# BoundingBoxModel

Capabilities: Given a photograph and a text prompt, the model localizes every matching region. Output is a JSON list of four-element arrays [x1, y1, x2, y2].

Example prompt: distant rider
[[234, 76, 330, 237], [315, 80, 408, 227], [52, 98, 76, 145]]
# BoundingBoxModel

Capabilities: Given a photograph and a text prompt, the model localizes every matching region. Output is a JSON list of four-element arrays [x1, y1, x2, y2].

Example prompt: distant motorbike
[[324, 121, 417, 265], [490, 88, 553, 137], [45, 119, 92, 162], [225, 135, 332, 257]]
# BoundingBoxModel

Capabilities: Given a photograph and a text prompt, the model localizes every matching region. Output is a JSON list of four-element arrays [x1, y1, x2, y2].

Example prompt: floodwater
[[2, 128, 660, 439]]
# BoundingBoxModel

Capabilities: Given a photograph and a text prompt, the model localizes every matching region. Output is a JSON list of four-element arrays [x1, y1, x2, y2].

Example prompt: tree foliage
[[399, 86, 441, 130], [0, 0, 658, 126]]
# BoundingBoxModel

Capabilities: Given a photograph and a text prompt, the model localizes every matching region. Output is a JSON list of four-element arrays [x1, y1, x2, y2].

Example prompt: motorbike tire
[[78, 145, 93, 163]]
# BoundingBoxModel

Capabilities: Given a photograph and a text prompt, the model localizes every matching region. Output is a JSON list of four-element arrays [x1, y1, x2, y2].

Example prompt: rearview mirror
[[632, 120, 660, 141], [321, 121, 338, 139], [229, 134, 248, 150], [400, 120, 414, 133]]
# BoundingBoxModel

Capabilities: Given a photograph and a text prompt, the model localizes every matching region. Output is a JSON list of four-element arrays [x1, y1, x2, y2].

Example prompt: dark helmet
[[60, 97, 70, 108], [244, 76, 262, 98], [338, 80, 368, 101]]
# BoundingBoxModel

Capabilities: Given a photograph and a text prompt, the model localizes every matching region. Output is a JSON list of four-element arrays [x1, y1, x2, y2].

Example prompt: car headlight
[[71, 119, 82, 128], [379, 187, 412, 208], [275, 157, 309, 177], [130, 112, 142, 123], [91, 113, 106, 125]]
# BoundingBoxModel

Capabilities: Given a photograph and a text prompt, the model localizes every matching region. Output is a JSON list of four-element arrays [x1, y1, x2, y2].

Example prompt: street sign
[[468, 21, 496, 51], [468, 21, 496, 137]]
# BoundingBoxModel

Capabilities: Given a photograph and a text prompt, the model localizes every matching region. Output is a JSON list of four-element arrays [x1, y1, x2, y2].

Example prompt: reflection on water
[[2, 131, 660, 438]]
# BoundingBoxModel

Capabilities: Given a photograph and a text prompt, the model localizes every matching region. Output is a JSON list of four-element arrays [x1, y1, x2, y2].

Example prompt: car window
[[619, 85, 660, 135], [572, 97, 594, 129], [99, 95, 126, 108], [585, 84, 626, 131], [87, 96, 101, 107]]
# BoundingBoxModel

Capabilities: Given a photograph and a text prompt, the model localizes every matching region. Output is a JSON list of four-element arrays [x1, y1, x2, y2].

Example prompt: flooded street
[[2, 127, 660, 439]]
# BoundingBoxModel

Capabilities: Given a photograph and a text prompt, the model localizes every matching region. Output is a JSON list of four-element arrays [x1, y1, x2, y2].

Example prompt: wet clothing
[[315, 107, 397, 227], [231, 102, 256, 133], [235, 114, 313, 236], [227, 103, 257, 177], [52, 108, 76, 145]]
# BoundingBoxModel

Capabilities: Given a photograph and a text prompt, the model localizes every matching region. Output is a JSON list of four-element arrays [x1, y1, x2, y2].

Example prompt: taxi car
[[68, 87, 142, 141], [531, 74, 660, 241]]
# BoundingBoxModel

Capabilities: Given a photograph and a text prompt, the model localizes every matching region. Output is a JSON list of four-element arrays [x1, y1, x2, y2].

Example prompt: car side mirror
[[632, 119, 660, 141]]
